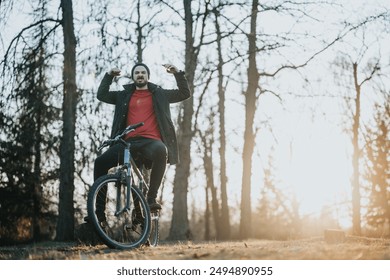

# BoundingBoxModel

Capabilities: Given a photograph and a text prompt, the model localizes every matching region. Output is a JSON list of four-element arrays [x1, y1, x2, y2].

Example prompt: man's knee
[[94, 154, 111, 179], [94, 155, 104, 169]]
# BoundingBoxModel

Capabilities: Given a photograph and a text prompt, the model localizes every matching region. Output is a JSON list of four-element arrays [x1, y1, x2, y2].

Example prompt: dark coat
[[97, 71, 191, 164]]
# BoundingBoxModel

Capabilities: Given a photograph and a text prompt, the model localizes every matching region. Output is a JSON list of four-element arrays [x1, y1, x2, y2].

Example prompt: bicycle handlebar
[[98, 122, 144, 151]]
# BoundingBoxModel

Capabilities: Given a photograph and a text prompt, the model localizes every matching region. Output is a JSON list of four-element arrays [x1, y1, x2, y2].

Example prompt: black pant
[[94, 137, 167, 200]]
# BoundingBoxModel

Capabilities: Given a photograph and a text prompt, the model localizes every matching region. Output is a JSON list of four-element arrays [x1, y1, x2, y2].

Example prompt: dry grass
[[1, 236, 389, 260]]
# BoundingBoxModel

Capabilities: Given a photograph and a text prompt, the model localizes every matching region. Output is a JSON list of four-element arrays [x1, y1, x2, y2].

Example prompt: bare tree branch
[[1, 18, 61, 67], [260, 12, 389, 77]]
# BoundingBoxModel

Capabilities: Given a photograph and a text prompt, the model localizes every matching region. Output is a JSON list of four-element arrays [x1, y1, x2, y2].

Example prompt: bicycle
[[87, 122, 160, 249]]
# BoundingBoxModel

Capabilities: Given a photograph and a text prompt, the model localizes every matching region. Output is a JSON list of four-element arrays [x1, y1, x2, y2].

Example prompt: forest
[[0, 0, 389, 245]]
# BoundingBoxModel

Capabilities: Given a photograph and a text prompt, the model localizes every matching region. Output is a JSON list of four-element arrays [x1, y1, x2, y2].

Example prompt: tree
[[199, 112, 217, 240], [333, 53, 381, 235], [351, 60, 380, 235], [0, 0, 79, 242], [56, 0, 77, 241], [239, 0, 259, 239], [0, 0, 61, 243], [364, 100, 390, 236], [168, 0, 209, 240], [0, 48, 50, 242], [213, 4, 230, 239]]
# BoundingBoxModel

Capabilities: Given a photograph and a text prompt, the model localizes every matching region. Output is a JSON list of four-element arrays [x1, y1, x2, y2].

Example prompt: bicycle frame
[[113, 138, 150, 217], [112, 139, 132, 216]]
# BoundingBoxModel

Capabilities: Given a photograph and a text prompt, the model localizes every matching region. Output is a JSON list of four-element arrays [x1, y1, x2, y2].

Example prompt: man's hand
[[108, 68, 121, 76], [162, 64, 179, 74]]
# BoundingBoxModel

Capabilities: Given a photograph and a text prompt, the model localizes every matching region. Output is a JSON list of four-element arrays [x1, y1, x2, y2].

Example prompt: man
[[94, 62, 191, 210]]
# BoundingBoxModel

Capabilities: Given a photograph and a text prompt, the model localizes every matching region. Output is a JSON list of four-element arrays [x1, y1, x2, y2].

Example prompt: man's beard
[[135, 81, 147, 88]]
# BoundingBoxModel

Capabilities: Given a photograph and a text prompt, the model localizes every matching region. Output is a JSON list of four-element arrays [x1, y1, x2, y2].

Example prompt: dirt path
[[1, 237, 389, 260]]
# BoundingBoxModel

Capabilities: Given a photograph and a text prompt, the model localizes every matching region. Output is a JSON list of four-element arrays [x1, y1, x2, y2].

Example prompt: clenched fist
[[108, 68, 121, 76], [162, 64, 179, 74]]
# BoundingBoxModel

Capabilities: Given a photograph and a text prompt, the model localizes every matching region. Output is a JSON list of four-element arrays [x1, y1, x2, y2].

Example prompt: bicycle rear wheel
[[148, 211, 160, 247], [87, 174, 151, 249]]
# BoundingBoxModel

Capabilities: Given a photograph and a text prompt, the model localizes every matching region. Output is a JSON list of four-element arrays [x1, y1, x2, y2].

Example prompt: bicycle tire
[[136, 166, 159, 247], [87, 174, 151, 249], [148, 211, 160, 247]]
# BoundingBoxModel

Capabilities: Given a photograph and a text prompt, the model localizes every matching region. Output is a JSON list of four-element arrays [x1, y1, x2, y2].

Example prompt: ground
[[1, 236, 389, 260]]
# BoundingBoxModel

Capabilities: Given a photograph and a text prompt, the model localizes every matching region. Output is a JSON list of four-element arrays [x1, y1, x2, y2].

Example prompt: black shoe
[[147, 198, 162, 210], [84, 214, 106, 223]]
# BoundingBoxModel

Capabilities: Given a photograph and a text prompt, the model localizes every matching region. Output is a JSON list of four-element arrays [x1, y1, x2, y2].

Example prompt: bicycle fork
[[115, 147, 132, 216]]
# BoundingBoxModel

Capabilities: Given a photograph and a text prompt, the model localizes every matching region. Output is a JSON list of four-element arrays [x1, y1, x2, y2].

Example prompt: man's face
[[133, 65, 149, 88]]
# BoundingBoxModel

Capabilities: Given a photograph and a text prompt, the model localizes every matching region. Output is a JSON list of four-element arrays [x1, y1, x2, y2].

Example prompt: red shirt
[[125, 89, 161, 140]]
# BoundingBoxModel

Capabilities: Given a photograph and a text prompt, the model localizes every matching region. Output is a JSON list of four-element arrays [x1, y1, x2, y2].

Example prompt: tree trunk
[[168, 0, 197, 240], [32, 47, 45, 241], [215, 8, 230, 240], [201, 131, 221, 240], [169, 96, 193, 240], [56, 0, 77, 241], [204, 182, 210, 240], [351, 62, 361, 235], [32, 103, 42, 240], [135, 0, 143, 62], [240, 0, 259, 239]]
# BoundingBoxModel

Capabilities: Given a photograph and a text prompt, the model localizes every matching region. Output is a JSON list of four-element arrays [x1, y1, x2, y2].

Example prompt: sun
[[275, 118, 353, 226]]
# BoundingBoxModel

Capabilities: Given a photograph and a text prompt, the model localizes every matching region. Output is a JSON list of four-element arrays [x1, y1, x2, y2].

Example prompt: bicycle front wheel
[[87, 174, 151, 249]]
